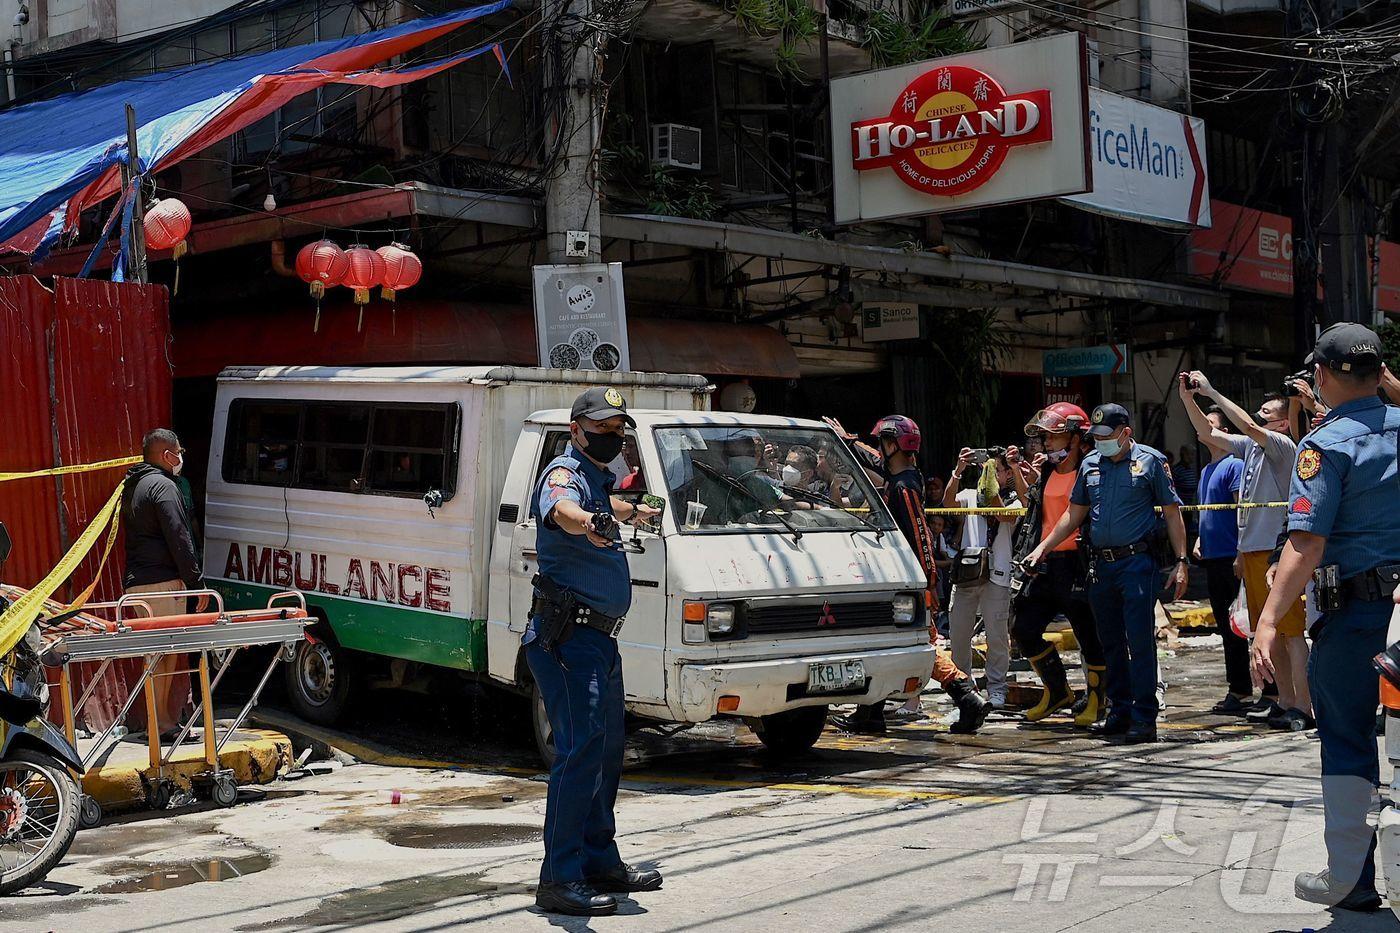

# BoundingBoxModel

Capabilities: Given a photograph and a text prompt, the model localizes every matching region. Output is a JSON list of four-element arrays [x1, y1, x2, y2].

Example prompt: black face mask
[[580, 430, 625, 464]]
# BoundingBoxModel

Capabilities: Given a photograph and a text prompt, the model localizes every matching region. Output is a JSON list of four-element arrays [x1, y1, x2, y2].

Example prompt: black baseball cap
[[571, 386, 635, 426], [1087, 402, 1131, 438], [1304, 322, 1382, 372]]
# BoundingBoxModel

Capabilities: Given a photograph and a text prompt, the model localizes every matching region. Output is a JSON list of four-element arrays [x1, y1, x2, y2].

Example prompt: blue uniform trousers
[[1309, 602, 1390, 894], [526, 623, 626, 884], [1087, 553, 1160, 725]]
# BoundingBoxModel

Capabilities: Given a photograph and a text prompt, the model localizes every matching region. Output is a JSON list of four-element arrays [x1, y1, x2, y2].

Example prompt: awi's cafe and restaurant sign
[[829, 32, 1091, 222]]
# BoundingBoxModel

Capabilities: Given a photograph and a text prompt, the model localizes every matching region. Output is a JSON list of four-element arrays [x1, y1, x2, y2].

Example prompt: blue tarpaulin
[[0, 0, 512, 259]]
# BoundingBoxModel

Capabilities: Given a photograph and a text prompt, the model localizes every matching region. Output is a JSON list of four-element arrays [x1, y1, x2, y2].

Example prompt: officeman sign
[[831, 32, 1090, 223]]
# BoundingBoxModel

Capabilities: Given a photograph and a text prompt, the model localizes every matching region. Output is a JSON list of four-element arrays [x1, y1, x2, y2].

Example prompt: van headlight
[[682, 601, 741, 643], [705, 603, 737, 636], [892, 593, 919, 626]]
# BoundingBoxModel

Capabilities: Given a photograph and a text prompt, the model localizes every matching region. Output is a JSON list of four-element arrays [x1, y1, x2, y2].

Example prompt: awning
[[0, 2, 511, 259], [171, 300, 799, 380]]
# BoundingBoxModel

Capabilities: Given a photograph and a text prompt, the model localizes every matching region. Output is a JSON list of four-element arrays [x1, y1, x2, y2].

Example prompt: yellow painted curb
[[81, 728, 293, 812]]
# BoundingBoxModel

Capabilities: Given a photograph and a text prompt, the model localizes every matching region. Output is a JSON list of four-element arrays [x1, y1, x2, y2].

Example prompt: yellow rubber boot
[[1025, 647, 1075, 722], [1073, 665, 1108, 727]]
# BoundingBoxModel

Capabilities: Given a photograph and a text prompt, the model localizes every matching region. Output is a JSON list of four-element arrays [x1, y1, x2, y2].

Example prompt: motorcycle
[[0, 521, 84, 895]]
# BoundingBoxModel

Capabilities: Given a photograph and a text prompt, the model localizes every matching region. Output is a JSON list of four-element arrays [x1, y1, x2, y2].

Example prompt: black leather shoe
[[1295, 869, 1383, 911], [1122, 722, 1158, 744], [587, 863, 663, 892], [535, 880, 618, 916], [1088, 716, 1131, 737]]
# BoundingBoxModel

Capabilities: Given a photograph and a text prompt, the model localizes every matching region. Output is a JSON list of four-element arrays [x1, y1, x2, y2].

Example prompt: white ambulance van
[[204, 365, 934, 759]]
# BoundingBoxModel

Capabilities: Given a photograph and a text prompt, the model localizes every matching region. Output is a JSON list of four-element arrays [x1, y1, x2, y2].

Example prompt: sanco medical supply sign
[[830, 32, 1090, 223], [1064, 89, 1210, 229]]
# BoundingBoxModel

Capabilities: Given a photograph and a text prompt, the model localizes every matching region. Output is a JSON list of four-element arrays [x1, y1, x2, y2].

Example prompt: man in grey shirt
[[1182, 374, 1311, 730]]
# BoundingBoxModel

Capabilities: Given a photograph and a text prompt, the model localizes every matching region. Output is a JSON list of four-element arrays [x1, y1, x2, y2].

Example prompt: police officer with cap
[[526, 386, 662, 916], [1254, 322, 1400, 912], [1025, 403, 1189, 744]]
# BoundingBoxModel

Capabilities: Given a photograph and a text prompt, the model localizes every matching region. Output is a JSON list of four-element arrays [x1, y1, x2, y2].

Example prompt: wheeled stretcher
[[6, 586, 310, 826]]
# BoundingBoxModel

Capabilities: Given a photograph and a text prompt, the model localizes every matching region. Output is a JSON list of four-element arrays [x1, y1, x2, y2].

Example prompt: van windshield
[[653, 426, 895, 534]]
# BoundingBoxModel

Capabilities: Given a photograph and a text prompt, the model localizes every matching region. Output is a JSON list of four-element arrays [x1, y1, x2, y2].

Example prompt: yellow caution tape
[[0, 480, 124, 656], [852, 501, 1289, 517], [0, 456, 140, 483], [923, 501, 1288, 517]]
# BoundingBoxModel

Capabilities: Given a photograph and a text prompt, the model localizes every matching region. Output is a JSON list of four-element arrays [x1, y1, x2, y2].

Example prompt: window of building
[[224, 399, 460, 499], [402, 20, 527, 156]]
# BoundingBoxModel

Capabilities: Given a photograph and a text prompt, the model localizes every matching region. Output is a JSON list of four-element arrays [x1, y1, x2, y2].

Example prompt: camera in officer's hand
[[589, 511, 619, 540], [1281, 368, 1315, 398]]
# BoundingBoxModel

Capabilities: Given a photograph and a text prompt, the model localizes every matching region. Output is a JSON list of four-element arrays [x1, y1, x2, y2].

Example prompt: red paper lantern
[[342, 244, 386, 331], [376, 242, 422, 302], [143, 198, 192, 259], [295, 239, 349, 332], [295, 239, 349, 299]]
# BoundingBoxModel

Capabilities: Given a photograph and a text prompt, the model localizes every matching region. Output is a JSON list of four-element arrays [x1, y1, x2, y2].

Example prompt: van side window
[[299, 404, 370, 492], [368, 407, 449, 495], [226, 401, 300, 486], [223, 399, 459, 499]]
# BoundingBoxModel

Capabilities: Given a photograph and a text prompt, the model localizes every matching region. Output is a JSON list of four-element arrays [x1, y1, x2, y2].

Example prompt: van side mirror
[[0, 521, 11, 566]]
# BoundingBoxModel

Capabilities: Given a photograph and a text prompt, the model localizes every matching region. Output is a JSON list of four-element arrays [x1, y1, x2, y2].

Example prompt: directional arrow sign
[[1043, 344, 1131, 378]]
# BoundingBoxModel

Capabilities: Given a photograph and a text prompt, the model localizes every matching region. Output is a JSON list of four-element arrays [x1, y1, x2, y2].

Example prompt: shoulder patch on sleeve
[[1296, 448, 1322, 481], [1290, 496, 1312, 515], [546, 467, 575, 488]]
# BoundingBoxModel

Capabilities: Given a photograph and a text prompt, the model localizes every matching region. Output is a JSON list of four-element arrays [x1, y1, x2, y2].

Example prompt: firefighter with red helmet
[[826, 413, 990, 735], [1007, 403, 1108, 727]]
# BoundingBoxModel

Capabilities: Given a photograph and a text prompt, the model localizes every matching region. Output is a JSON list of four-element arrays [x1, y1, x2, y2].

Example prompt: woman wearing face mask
[[1007, 404, 1108, 726]]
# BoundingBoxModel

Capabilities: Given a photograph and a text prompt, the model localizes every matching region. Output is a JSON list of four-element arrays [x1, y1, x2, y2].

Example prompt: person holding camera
[[1007, 404, 1108, 727], [1024, 404, 1188, 744], [942, 447, 1017, 708], [1178, 370, 1312, 730], [1253, 323, 1400, 912], [525, 387, 661, 916]]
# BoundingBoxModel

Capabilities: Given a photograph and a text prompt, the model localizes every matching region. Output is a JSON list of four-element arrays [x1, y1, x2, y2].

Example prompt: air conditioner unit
[[650, 123, 702, 171]]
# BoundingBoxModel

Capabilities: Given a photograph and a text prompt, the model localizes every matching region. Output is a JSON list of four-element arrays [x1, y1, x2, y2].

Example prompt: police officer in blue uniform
[[1025, 403, 1189, 744], [1254, 323, 1400, 912], [527, 386, 662, 917]]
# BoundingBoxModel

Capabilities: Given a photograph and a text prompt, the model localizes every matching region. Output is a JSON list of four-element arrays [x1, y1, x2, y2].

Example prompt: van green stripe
[[211, 578, 486, 672]]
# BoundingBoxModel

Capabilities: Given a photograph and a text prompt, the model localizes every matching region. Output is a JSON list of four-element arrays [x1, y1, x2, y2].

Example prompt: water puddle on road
[[93, 853, 273, 894], [380, 822, 542, 850]]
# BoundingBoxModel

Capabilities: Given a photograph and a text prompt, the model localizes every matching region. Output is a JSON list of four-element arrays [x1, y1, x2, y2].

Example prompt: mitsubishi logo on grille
[[817, 601, 838, 626]]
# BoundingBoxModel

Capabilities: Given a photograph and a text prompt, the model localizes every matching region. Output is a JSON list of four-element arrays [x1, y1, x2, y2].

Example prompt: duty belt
[[1090, 540, 1152, 563], [531, 573, 625, 638], [1341, 564, 1400, 603]]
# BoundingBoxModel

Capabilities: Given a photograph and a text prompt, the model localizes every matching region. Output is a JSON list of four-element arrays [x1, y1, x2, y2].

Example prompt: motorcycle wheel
[[0, 748, 80, 896]]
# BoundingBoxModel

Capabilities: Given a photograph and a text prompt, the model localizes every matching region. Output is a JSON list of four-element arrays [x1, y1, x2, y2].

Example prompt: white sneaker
[[988, 688, 1007, 709]]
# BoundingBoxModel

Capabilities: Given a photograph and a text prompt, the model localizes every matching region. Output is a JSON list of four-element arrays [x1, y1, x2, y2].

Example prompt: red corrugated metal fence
[[0, 275, 173, 729]]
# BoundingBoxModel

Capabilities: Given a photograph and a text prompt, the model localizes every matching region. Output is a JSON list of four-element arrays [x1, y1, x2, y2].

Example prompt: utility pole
[[122, 103, 148, 284], [542, 0, 601, 264], [1287, 0, 1324, 355]]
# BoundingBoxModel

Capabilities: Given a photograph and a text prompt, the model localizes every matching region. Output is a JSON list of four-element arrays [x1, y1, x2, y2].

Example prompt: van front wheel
[[285, 638, 357, 726], [753, 705, 828, 756]]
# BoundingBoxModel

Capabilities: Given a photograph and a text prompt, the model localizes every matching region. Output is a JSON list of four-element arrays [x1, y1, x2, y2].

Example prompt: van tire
[[531, 681, 557, 769], [754, 705, 828, 756], [285, 637, 358, 726]]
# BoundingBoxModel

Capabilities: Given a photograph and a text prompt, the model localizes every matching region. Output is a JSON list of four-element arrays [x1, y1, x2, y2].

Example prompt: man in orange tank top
[[1007, 404, 1107, 727]]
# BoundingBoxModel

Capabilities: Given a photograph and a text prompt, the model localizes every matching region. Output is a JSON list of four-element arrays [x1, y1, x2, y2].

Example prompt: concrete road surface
[[4, 643, 1398, 932]]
